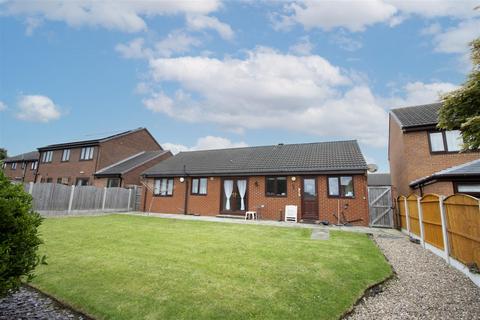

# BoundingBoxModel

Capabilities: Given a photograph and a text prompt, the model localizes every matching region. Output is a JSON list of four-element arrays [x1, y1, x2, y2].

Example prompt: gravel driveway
[[347, 234, 480, 320]]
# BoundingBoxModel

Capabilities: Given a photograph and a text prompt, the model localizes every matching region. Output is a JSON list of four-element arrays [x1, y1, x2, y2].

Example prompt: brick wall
[[36, 147, 96, 184], [97, 129, 161, 170], [389, 116, 480, 199], [143, 174, 370, 226], [417, 181, 454, 196], [2, 160, 37, 182]]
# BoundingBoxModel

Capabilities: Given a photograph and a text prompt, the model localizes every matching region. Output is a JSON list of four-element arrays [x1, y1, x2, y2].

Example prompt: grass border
[[25, 283, 96, 320], [340, 233, 397, 319]]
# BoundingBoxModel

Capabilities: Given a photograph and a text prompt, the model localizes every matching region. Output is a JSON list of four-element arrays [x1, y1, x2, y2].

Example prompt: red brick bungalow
[[141, 140, 370, 226]]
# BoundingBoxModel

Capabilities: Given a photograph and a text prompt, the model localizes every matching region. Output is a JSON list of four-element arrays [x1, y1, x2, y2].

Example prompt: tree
[[0, 171, 45, 297], [0, 148, 6, 165], [438, 38, 480, 150]]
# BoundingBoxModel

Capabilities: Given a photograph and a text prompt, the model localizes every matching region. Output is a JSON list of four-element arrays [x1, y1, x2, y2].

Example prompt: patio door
[[221, 178, 247, 214], [302, 177, 318, 220]]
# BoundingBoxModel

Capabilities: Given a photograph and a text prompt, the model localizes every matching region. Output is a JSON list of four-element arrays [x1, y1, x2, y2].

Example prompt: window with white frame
[[154, 178, 174, 196], [191, 178, 208, 195], [328, 176, 354, 197], [42, 151, 53, 163], [80, 147, 94, 160], [62, 149, 71, 161], [31, 161, 38, 170], [428, 130, 463, 153], [11, 162, 17, 170]]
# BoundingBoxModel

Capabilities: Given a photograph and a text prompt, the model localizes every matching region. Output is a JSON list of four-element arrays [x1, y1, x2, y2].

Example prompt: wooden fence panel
[[71, 186, 103, 211], [30, 183, 71, 211], [398, 196, 407, 230], [444, 194, 480, 268], [420, 194, 444, 250], [407, 194, 421, 236], [105, 187, 130, 210]]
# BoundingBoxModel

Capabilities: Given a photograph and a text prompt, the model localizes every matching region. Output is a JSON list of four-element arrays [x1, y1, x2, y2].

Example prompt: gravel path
[[347, 234, 480, 320], [0, 286, 88, 320]]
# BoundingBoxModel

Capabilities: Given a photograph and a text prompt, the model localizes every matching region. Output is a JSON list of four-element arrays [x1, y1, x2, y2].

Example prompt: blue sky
[[1, 1, 479, 172]]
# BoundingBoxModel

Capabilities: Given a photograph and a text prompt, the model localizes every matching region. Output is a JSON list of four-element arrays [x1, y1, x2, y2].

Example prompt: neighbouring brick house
[[142, 140, 370, 226], [2, 151, 39, 182], [389, 103, 480, 198], [36, 128, 168, 187], [94, 150, 172, 188]]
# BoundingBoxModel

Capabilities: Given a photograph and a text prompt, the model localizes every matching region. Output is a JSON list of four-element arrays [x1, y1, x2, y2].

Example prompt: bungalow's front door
[[221, 178, 248, 215], [302, 177, 318, 220]]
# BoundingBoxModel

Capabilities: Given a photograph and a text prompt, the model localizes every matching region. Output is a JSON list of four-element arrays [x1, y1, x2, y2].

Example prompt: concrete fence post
[[102, 187, 107, 211], [127, 188, 132, 211], [28, 182, 34, 195], [67, 185, 75, 214], [404, 197, 411, 236], [439, 196, 450, 263], [417, 197, 426, 248]]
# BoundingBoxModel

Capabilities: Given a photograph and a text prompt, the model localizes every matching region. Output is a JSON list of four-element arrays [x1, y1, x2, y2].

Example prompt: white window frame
[[80, 147, 94, 160], [62, 149, 71, 162], [428, 130, 463, 153], [154, 178, 174, 196], [11, 162, 17, 170], [42, 151, 53, 163], [31, 161, 38, 170]]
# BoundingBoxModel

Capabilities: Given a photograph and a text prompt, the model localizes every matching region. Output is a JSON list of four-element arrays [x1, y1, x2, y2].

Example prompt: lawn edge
[[25, 283, 97, 320], [340, 234, 396, 320]]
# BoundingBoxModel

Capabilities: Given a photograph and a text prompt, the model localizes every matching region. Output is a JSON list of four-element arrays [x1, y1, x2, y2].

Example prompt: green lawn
[[32, 214, 391, 320]]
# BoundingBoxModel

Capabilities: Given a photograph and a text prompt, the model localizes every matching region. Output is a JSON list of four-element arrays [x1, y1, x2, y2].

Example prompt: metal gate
[[368, 186, 394, 228]]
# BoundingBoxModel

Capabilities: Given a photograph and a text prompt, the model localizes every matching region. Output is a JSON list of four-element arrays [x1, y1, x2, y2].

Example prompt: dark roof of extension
[[390, 102, 442, 131], [38, 128, 160, 151], [410, 158, 480, 187], [95, 150, 171, 177], [367, 173, 391, 186], [4, 151, 39, 163], [143, 140, 367, 177]]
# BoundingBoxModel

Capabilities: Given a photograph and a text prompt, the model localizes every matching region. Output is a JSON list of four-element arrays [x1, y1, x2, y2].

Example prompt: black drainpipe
[[183, 165, 189, 215]]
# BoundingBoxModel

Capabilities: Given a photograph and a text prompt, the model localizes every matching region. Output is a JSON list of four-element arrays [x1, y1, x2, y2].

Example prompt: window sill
[[265, 194, 288, 198]]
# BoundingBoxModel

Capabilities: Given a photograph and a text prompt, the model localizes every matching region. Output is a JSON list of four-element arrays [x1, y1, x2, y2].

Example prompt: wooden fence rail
[[24, 182, 138, 216], [397, 193, 480, 287]]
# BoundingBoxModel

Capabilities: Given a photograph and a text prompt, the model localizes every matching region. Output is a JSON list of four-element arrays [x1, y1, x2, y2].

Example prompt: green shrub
[[0, 171, 45, 297]]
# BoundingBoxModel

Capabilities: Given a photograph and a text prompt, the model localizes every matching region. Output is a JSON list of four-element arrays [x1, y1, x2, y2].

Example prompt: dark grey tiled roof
[[367, 173, 391, 186], [391, 103, 442, 129], [95, 150, 170, 176], [410, 158, 480, 187], [4, 151, 39, 163], [38, 128, 156, 150], [143, 140, 367, 177]]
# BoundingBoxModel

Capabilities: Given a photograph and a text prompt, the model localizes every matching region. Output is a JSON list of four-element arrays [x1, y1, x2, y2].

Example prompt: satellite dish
[[367, 164, 378, 173]]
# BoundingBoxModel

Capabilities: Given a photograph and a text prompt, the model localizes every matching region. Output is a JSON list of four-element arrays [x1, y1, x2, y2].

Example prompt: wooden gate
[[368, 186, 394, 227]]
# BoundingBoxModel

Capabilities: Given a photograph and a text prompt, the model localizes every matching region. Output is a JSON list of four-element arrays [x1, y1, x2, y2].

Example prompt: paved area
[[123, 211, 400, 236], [310, 228, 329, 240], [347, 234, 480, 320], [0, 286, 88, 320]]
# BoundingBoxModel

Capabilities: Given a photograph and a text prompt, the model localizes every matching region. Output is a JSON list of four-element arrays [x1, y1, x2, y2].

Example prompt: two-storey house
[[2, 151, 39, 182], [389, 103, 480, 198], [36, 128, 171, 187]]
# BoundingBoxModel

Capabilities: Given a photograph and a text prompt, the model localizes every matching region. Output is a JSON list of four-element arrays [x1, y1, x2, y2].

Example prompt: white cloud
[[186, 14, 234, 40], [0, 101, 7, 111], [330, 31, 362, 51], [431, 19, 480, 54], [289, 36, 314, 55], [386, 81, 459, 108], [16, 95, 61, 122], [116, 31, 202, 60], [276, 0, 397, 32], [275, 0, 480, 32], [163, 136, 248, 154], [144, 47, 390, 147], [3, 0, 221, 33]]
